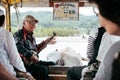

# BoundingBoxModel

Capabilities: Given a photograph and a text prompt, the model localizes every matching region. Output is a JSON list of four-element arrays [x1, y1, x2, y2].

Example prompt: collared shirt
[[0, 27, 26, 76], [13, 27, 37, 61]]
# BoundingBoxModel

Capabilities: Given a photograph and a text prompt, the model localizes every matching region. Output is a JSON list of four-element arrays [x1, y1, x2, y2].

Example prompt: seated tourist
[[0, 8, 35, 80], [88, 0, 120, 80]]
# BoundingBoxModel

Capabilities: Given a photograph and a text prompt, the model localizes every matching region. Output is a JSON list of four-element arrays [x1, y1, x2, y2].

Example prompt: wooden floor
[[48, 65, 70, 80]]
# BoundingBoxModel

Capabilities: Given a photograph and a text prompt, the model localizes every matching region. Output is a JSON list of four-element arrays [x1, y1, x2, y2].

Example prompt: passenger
[[13, 15, 56, 80], [0, 9, 35, 80], [88, 0, 120, 80], [67, 26, 106, 80], [81, 32, 120, 80]]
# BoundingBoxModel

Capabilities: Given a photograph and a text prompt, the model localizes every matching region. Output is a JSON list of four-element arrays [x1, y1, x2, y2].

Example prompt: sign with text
[[53, 2, 79, 20], [50, 0, 79, 1]]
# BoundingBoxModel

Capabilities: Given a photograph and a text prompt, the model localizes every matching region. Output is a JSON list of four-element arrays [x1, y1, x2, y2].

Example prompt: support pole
[[5, 1, 11, 32]]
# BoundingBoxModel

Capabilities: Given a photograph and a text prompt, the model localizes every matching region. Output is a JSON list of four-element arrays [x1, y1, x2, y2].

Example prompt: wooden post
[[4, 0, 11, 32]]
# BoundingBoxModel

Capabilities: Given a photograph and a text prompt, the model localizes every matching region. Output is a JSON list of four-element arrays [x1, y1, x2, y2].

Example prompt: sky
[[10, 7, 95, 16], [0, 5, 95, 16]]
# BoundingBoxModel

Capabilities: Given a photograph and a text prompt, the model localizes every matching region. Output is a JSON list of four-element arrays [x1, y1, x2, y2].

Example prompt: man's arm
[[36, 36, 56, 54], [0, 64, 18, 80], [13, 31, 33, 61], [87, 28, 98, 60], [14, 31, 39, 64], [87, 36, 96, 60]]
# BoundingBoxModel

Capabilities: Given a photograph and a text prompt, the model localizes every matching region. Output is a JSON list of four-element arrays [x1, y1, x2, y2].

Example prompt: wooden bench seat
[[49, 74, 66, 80], [48, 65, 70, 80]]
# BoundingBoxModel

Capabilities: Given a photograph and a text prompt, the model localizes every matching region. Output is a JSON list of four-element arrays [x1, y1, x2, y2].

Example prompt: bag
[[89, 62, 100, 78], [82, 62, 100, 80]]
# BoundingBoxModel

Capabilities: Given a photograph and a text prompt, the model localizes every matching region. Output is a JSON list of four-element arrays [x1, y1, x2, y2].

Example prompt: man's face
[[24, 20, 36, 32]]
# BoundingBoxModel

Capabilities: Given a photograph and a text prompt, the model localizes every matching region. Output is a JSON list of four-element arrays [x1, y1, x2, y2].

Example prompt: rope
[[12, 0, 23, 28], [13, 3, 20, 28]]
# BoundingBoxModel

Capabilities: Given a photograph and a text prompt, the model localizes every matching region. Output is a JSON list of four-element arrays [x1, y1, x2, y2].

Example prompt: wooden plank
[[48, 65, 70, 74], [48, 66, 70, 80], [49, 74, 66, 77], [49, 74, 67, 80]]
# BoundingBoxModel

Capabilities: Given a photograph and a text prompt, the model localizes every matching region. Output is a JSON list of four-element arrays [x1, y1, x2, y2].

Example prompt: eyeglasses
[[26, 20, 36, 26], [93, 7, 99, 16]]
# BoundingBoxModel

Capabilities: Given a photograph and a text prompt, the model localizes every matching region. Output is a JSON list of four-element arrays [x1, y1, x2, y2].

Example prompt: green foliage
[[38, 27, 80, 37], [11, 27, 18, 34], [11, 11, 99, 36], [11, 27, 80, 37]]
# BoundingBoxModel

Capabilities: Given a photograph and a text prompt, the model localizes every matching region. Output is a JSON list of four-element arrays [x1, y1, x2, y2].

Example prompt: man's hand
[[45, 37, 56, 44], [16, 71, 36, 80], [31, 54, 39, 63]]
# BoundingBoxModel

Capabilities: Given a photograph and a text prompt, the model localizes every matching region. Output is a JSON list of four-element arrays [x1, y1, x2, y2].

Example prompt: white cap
[[0, 9, 4, 16]]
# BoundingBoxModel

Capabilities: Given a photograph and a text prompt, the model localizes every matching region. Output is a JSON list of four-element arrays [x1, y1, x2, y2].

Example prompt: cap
[[0, 9, 4, 16], [23, 15, 38, 23]]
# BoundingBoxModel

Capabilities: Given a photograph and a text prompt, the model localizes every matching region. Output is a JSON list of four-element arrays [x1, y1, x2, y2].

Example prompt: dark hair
[[0, 15, 5, 27], [88, 0, 120, 27]]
